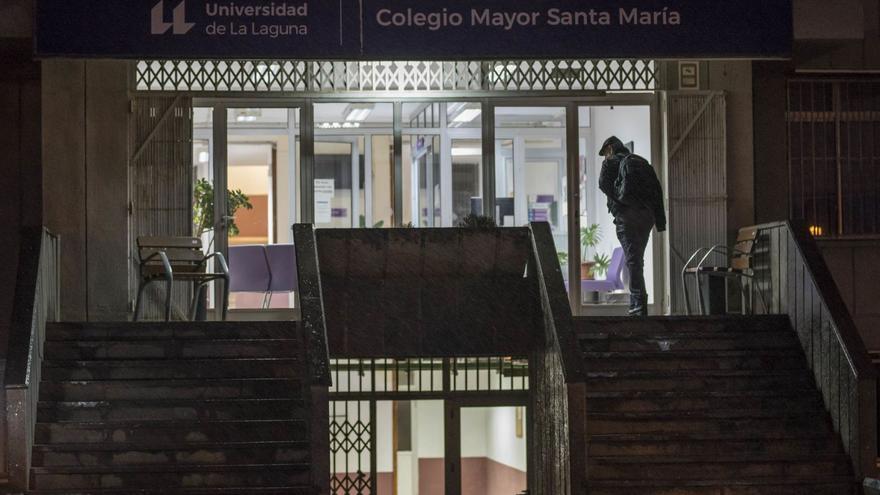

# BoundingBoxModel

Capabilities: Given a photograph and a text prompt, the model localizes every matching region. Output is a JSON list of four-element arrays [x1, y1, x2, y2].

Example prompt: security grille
[[328, 357, 529, 495], [330, 400, 374, 495], [666, 92, 727, 314], [135, 59, 656, 93], [787, 79, 880, 237]]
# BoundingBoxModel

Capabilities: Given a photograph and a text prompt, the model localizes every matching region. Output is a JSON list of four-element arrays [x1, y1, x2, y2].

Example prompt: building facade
[[2, 0, 880, 490]]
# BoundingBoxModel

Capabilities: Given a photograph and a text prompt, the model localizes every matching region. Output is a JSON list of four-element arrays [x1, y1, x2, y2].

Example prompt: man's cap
[[599, 135, 625, 156]]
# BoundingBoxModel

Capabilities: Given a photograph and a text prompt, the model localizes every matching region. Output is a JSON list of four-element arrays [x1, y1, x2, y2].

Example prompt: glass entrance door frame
[[194, 93, 666, 317], [485, 94, 664, 316], [193, 98, 305, 319]]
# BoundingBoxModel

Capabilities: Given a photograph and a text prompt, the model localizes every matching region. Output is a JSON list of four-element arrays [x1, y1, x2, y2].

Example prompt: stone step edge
[[585, 477, 856, 487], [587, 413, 828, 422], [590, 454, 850, 464], [32, 440, 311, 452], [37, 418, 308, 428], [586, 389, 820, 398], [44, 357, 303, 367], [28, 488, 314, 495], [40, 378, 304, 385], [39, 398, 306, 408], [587, 431, 838, 442], [585, 369, 811, 378], [31, 463, 311, 475]]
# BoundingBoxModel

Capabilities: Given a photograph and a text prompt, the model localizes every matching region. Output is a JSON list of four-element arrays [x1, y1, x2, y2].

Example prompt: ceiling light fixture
[[343, 103, 375, 122], [452, 108, 481, 123]]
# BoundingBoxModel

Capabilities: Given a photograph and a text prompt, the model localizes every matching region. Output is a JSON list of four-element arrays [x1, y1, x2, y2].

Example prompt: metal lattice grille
[[330, 400, 373, 495], [136, 59, 656, 93]]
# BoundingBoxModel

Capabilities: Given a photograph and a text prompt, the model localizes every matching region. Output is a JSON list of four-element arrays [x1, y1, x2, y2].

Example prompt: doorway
[[327, 356, 530, 495], [192, 95, 665, 318]]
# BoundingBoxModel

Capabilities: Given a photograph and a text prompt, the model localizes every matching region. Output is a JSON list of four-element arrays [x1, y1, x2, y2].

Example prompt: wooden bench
[[135, 236, 230, 321]]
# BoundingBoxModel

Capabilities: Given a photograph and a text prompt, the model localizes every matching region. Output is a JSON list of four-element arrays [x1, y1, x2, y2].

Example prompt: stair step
[[46, 321, 301, 341], [44, 339, 300, 360], [582, 350, 807, 371], [39, 378, 303, 401], [587, 415, 831, 436], [574, 315, 791, 335], [32, 443, 310, 467], [589, 455, 852, 480], [586, 392, 822, 413], [35, 420, 307, 445], [42, 358, 303, 381], [586, 478, 856, 495], [29, 488, 315, 495], [30, 463, 311, 490], [37, 399, 307, 423], [587, 435, 840, 457], [585, 371, 815, 393], [579, 332, 799, 352]]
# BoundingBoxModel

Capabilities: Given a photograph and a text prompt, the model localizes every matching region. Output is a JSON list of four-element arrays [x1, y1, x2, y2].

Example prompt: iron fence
[[4, 228, 60, 491], [751, 220, 877, 480]]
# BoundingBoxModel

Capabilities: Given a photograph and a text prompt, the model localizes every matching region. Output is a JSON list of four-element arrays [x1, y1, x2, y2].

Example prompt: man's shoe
[[627, 306, 648, 317]]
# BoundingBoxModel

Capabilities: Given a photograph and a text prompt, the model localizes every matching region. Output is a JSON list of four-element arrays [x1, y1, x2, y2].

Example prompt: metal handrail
[[4, 227, 60, 491], [750, 220, 876, 480]]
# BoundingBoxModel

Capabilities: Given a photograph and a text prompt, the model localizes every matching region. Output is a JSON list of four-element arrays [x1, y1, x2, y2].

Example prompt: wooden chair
[[134, 236, 230, 321], [681, 226, 760, 315]]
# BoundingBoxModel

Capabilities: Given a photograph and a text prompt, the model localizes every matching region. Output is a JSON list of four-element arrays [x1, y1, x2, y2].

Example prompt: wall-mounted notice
[[35, 0, 792, 59], [314, 179, 335, 224]]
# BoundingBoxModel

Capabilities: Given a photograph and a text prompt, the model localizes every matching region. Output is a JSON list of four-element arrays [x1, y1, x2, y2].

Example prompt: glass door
[[494, 105, 570, 278], [402, 101, 483, 227], [192, 103, 302, 316], [576, 102, 663, 314], [313, 102, 394, 228], [223, 107, 301, 310]]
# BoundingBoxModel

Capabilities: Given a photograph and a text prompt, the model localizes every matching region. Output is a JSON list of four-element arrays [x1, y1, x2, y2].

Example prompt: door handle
[[221, 215, 235, 229]]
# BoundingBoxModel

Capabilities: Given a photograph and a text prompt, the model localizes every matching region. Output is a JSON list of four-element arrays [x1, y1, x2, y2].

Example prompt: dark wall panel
[[753, 61, 790, 224]]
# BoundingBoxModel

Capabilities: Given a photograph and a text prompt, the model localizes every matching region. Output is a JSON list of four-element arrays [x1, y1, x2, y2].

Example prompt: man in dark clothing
[[598, 136, 666, 316]]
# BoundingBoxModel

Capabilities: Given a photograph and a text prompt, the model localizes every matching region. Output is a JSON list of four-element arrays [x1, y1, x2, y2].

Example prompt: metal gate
[[128, 95, 194, 319], [328, 356, 529, 495], [665, 92, 727, 314]]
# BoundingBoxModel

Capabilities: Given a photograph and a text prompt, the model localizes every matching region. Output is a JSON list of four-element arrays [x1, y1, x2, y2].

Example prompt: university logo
[[151, 1, 195, 35]]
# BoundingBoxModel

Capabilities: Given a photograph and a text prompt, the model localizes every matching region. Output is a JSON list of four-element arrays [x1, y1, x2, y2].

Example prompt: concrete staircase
[[29, 321, 318, 494], [577, 315, 857, 495]]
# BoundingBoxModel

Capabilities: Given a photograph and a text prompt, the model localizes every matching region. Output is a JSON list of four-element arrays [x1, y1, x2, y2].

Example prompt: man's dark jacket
[[599, 148, 667, 232]]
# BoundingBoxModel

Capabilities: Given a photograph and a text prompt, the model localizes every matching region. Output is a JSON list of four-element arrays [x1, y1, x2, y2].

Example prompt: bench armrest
[[140, 250, 173, 278], [202, 251, 229, 277]]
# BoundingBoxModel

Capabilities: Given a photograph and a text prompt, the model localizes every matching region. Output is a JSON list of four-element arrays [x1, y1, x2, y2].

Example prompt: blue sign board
[[36, 0, 792, 59]]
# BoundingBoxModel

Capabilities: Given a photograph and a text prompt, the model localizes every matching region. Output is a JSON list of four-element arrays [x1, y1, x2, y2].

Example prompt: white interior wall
[[376, 401, 393, 472], [414, 400, 445, 458], [460, 408, 489, 458], [486, 407, 527, 472]]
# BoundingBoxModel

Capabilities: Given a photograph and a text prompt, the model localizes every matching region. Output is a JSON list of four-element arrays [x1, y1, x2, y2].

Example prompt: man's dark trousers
[[615, 205, 654, 315]]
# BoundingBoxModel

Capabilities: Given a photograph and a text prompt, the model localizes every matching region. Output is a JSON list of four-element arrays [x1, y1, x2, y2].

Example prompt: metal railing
[[751, 220, 877, 480], [4, 228, 60, 491]]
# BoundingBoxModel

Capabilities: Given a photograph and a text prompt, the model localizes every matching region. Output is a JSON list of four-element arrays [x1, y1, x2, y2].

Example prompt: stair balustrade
[[751, 220, 878, 481], [3, 227, 60, 491]]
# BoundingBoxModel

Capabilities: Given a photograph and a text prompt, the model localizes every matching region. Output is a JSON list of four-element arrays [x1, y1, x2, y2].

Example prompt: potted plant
[[193, 178, 253, 247], [556, 251, 568, 268], [591, 252, 611, 279], [580, 224, 602, 280]]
